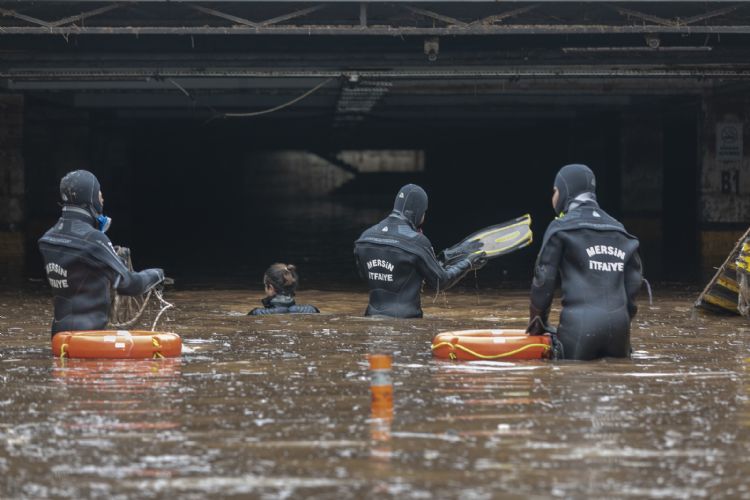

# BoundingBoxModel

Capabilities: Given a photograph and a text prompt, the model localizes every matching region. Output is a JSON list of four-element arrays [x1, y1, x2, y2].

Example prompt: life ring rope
[[59, 343, 69, 359], [110, 287, 174, 331], [431, 341, 550, 360]]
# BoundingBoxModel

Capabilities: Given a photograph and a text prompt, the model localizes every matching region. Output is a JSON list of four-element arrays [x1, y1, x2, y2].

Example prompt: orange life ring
[[52, 330, 182, 359], [431, 329, 551, 361]]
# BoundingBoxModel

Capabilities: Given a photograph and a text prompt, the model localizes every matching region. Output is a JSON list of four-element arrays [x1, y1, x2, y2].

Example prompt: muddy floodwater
[[1, 285, 749, 498]]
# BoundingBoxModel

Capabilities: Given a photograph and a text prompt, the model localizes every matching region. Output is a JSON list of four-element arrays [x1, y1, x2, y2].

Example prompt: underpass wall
[[699, 94, 750, 279], [0, 95, 25, 282]]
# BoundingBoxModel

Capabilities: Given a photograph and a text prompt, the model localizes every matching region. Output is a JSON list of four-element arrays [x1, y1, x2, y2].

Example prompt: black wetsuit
[[354, 213, 473, 318], [528, 201, 642, 360], [38, 206, 164, 336], [248, 295, 320, 315]]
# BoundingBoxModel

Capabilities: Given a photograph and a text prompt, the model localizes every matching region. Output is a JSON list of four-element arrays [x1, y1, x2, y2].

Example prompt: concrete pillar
[[620, 112, 664, 278], [698, 93, 750, 279], [0, 95, 25, 281]]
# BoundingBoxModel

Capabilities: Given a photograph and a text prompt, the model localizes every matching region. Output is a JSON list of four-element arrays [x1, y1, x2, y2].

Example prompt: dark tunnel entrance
[[20, 87, 700, 287], [3, 5, 749, 287]]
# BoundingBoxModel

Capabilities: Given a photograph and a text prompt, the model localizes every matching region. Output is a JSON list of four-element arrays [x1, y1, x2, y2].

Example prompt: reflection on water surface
[[1, 287, 748, 498]]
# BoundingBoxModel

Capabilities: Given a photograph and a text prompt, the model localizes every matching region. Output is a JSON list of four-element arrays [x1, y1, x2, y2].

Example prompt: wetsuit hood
[[59, 170, 112, 232], [554, 164, 597, 215], [392, 184, 428, 229], [60, 170, 103, 217]]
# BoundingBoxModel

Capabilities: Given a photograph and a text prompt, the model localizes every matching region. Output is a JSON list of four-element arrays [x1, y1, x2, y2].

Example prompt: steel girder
[[1, 1, 749, 36]]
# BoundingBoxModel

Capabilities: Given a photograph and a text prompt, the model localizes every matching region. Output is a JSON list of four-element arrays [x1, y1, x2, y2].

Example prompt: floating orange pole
[[369, 354, 393, 462]]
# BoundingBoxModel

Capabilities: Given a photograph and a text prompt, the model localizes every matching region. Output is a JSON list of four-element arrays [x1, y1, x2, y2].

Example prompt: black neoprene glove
[[526, 315, 546, 335], [440, 239, 484, 266], [526, 311, 557, 335], [467, 251, 487, 270], [146, 268, 165, 284]]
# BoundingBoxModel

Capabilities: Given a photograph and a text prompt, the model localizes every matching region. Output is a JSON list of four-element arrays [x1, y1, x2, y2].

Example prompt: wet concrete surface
[[1, 285, 749, 498]]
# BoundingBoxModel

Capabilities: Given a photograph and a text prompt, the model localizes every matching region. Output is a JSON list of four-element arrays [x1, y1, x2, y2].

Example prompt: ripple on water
[[1, 287, 748, 498]]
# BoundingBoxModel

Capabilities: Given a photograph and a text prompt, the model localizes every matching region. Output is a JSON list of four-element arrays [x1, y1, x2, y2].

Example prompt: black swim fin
[[440, 214, 533, 266]]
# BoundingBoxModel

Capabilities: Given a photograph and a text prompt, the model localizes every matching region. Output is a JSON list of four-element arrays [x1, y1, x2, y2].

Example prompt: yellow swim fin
[[440, 214, 533, 266]]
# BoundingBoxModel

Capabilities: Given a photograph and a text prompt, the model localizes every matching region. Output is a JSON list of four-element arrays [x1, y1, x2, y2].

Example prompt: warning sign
[[717, 122, 743, 162]]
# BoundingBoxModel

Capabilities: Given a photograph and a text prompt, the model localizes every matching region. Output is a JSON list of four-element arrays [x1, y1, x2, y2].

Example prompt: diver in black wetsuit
[[248, 263, 320, 315], [354, 184, 485, 318], [527, 164, 643, 360], [38, 170, 165, 336]]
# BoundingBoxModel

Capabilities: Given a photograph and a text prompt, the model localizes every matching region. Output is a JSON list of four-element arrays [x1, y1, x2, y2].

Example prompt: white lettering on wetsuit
[[45, 263, 68, 277], [588, 260, 624, 272], [367, 259, 394, 272], [369, 272, 394, 282], [586, 245, 626, 273], [586, 245, 626, 261], [367, 259, 395, 282], [48, 278, 69, 288], [46, 262, 70, 288]]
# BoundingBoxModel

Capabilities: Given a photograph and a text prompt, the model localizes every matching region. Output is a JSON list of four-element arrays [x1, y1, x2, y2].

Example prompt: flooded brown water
[[1, 286, 749, 498]]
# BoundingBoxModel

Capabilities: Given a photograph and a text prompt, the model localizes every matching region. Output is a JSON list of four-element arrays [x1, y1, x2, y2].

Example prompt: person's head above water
[[60, 170, 103, 214], [60, 170, 111, 232], [263, 263, 299, 297], [552, 164, 597, 215], [392, 184, 428, 228]]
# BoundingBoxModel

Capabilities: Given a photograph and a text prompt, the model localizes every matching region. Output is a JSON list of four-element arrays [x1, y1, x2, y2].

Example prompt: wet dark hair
[[263, 263, 299, 296]]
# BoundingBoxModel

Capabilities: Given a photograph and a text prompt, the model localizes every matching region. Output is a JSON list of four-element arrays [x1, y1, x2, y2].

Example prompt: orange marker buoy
[[369, 354, 393, 461], [369, 354, 393, 418]]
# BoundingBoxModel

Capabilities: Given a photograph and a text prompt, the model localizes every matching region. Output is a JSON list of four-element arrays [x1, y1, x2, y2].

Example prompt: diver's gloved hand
[[527, 317, 557, 336], [526, 315, 547, 335], [145, 268, 165, 284], [440, 239, 484, 265], [467, 251, 487, 270]]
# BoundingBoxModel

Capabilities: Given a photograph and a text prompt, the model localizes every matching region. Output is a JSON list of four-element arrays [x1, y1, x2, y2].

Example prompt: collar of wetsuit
[[565, 193, 599, 213], [389, 210, 417, 229], [262, 294, 296, 308], [62, 205, 96, 226]]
